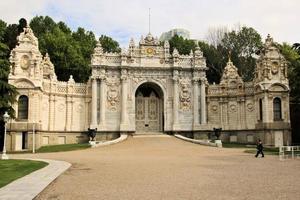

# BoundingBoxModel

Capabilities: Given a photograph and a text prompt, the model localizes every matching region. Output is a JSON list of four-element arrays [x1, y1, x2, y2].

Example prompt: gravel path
[[16, 136, 300, 200]]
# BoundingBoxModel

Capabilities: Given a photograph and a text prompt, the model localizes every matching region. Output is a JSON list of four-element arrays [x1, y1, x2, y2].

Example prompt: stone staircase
[[133, 132, 171, 138]]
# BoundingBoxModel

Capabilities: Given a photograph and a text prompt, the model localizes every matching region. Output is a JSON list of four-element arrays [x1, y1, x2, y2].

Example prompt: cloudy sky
[[0, 0, 299, 46]]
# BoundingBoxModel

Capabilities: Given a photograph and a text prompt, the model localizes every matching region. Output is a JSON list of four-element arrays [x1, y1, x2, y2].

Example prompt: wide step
[[133, 132, 171, 138]]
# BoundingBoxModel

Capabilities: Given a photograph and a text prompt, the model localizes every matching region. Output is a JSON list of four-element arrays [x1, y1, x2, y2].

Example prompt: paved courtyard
[[16, 136, 300, 200]]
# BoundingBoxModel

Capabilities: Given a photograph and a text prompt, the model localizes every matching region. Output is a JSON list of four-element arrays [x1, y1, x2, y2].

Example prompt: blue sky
[[0, 0, 299, 47]]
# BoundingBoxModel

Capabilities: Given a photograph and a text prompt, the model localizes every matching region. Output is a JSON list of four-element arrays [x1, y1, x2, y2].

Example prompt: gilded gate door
[[136, 91, 160, 132]]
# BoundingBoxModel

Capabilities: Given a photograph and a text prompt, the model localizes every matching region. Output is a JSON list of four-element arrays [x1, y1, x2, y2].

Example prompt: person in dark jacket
[[255, 139, 264, 158]]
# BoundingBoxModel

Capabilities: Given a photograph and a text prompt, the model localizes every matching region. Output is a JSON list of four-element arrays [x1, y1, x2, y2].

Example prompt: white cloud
[[0, 0, 299, 46]]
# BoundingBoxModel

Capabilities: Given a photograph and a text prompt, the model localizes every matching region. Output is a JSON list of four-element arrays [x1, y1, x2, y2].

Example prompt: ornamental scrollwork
[[106, 77, 120, 111], [179, 78, 191, 111]]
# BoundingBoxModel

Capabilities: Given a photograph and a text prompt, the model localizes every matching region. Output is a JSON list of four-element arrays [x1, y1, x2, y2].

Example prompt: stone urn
[[88, 128, 97, 141], [213, 128, 222, 147]]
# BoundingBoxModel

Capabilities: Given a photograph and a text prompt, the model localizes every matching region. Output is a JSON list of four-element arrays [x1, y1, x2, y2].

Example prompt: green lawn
[[0, 159, 48, 188], [222, 142, 279, 155], [36, 143, 91, 153], [244, 147, 279, 155], [222, 142, 256, 148]]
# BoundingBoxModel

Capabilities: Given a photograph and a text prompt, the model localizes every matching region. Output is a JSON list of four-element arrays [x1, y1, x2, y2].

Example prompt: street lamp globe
[[1, 111, 10, 160]]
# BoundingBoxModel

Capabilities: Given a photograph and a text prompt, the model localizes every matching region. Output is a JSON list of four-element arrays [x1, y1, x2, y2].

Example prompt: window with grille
[[18, 95, 28, 120], [273, 97, 282, 121]]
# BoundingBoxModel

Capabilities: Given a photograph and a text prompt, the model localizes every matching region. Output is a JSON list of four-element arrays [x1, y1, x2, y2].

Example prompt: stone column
[[263, 93, 270, 123], [193, 79, 200, 128], [65, 96, 73, 131], [120, 73, 128, 130], [99, 78, 106, 127], [173, 76, 179, 130], [200, 79, 207, 124], [48, 94, 56, 131], [90, 77, 98, 128]]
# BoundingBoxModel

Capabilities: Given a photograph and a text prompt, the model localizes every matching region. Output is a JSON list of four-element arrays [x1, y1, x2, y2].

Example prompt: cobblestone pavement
[[15, 136, 300, 200]]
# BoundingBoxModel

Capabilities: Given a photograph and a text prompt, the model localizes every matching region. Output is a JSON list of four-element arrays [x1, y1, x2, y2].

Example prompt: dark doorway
[[22, 131, 28, 149], [291, 102, 300, 145]]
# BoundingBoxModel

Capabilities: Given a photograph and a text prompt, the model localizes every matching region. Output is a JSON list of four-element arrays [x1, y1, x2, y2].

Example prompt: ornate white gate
[[136, 91, 161, 132]]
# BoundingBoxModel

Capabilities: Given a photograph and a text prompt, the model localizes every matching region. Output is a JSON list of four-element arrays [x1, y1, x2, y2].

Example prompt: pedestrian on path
[[255, 139, 264, 158]]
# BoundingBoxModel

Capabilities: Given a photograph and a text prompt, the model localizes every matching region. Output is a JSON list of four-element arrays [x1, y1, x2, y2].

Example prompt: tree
[[221, 26, 263, 81], [3, 18, 27, 50], [0, 19, 17, 118], [30, 16, 99, 82], [168, 35, 197, 55], [279, 43, 300, 101], [99, 35, 121, 53], [205, 26, 228, 48], [198, 41, 227, 83]]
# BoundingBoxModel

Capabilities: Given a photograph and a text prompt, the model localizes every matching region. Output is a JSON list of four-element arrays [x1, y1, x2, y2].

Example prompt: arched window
[[18, 95, 28, 120], [259, 99, 263, 121], [273, 97, 282, 121]]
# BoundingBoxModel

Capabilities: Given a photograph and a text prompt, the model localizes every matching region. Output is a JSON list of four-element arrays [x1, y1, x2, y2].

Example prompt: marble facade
[[5, 26, 291, 151]]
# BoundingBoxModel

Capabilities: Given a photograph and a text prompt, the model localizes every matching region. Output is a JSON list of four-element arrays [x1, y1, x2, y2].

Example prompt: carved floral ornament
[[106, 77, 120, 111], [246, 102, 254, 112], [210, 103, 218, 112], [229, 103, 237, 112], [179, 78, 191, 111]]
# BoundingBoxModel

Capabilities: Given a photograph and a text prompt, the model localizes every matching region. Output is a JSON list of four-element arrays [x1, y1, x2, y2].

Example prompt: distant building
[[159, 28, 190, 41]]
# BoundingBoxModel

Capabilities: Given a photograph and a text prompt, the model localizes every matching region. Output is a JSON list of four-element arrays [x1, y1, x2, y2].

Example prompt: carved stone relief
[[246, 102, 254, 112], [179, 78, 191, 111], [106, 77, 120, 111], [229, 103, 237, 112]]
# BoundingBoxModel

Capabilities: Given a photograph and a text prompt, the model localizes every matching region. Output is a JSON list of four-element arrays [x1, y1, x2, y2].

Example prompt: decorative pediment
[[16, 25, 39, 49], [255, 34, 288, 84], [220, 59, 243, 85], [9, 25, 43, 80], [139, 33, 159, 46], [14, 79, 35, 89], [42, 53, 57, 80], [268, 84, 289, 92]]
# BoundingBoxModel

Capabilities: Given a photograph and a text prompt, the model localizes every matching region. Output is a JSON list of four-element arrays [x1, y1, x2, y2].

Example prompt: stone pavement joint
[[0, 159, 71, 200]]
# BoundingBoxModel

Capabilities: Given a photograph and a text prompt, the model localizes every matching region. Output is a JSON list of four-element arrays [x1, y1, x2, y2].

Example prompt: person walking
[[255, 139, 264, 158]]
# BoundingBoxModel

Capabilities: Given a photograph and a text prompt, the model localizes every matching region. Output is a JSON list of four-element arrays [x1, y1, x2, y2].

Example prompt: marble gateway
[[5, 26, 290, 151]]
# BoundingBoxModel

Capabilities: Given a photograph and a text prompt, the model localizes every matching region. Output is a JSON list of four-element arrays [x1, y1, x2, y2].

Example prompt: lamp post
[[1, 112, 10, 160], [32, 120, 35, 154]]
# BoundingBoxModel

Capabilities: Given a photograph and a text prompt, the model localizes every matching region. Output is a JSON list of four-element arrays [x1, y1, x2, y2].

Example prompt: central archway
[[135, 82, 164, 133]]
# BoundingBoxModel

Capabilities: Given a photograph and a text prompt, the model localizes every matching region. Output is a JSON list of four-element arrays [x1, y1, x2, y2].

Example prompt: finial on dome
[[228, 50, 232, 62], [129, 38, 135, 47], [96, 40, 102, 47], [194, 43, 203, 57], [172, 48, 179, 57], [265, 34, 273, 46], [164, 40, 170, 48]]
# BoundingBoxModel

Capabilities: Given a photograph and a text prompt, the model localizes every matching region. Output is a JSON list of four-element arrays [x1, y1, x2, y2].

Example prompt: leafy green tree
[[0, 19, 17, 118], [221, 26, 263, 81], [3, 18, 27, 50], [168, 35, 197, 55], [30, 16, 99, 82], [99, 35, 121, 53], [279, 43, 300, 101], [198, 41, 227, 83]]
